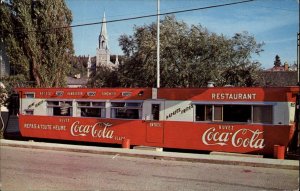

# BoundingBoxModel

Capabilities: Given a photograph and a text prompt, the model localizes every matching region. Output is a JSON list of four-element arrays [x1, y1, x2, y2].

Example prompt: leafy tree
[[87, 66, 120, 87], [273, 55, 282, 67], [118, 15, 264, 87], [68, 55, 93, 77], [0, 0, 74, 87]]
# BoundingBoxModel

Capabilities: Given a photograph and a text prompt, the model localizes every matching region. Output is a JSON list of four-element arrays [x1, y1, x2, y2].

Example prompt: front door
[[146, 103, 164, 144]]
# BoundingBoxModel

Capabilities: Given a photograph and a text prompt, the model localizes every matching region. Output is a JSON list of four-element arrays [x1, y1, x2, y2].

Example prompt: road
[[0, 146, 299, 190]]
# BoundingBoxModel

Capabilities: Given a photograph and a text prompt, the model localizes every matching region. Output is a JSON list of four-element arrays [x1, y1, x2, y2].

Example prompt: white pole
[[297, 32, 300, 86], [157, 0, 160, 88]]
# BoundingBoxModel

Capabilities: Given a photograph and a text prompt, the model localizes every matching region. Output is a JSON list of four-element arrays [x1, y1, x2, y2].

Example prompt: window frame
[[252, 105, 273, 124], [46, 100, 73, 116], [213, 105, 223, 121], [194, 103, 273, 124], [111, 101, 143, 120], [76, 100, 106, 118]]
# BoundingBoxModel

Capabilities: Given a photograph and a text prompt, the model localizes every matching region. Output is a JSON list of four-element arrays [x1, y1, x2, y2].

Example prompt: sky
[[66, 0, 299, 69]]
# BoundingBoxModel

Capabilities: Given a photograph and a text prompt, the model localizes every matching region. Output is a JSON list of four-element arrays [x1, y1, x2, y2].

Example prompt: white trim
[[192, 101, 277, 105]]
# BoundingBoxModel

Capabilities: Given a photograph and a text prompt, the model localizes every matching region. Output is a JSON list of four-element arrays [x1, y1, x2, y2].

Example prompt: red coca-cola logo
[[202, 126, 265, 149]]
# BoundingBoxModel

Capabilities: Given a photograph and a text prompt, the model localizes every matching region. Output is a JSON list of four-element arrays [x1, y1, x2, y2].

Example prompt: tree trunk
[[31, 58, 41, 87]]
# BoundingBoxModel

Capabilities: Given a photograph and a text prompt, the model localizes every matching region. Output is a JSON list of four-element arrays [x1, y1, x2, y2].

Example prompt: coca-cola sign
[[202, 125, 265, 149], [70, 121, 125, 141]]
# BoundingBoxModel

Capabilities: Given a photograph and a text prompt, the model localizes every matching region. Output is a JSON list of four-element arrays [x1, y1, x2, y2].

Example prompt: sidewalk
[[1, 139, 298, 170]]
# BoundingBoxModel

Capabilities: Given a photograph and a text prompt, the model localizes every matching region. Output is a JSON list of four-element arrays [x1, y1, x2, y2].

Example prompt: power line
[[70, 0, 255, 28], [2, 0, 255, 35]]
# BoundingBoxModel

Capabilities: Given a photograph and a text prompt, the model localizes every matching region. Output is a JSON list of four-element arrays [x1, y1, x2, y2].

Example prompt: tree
[[0, 0, 74, 87], [68, 55, 92, 77], [273, 55, 282, 67], [118, 15, 264, 87], [87, 66, 120, 88]]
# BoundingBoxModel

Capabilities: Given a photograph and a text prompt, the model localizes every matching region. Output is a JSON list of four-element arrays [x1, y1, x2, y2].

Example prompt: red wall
[[19, 115, 292, 155]]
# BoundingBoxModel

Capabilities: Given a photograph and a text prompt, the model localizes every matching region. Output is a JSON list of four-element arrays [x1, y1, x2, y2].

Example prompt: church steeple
[[96, 12, 117, 70], [99, 12, 108, 50]]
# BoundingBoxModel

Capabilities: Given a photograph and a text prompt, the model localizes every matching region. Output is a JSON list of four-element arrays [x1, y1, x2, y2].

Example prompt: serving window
[[223, 105, 251, 122], [77, 101, 105, 118], [253, 105, 273, 124], [195, 104, 273, 124], [111, 102, 142, 119], [47, 101, 73, 116], [195, 105, 212, 121]]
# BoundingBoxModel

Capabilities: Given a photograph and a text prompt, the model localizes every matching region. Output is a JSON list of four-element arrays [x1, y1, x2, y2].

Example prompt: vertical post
[[297, 32, 299, 85], [298, 0, 300, 85], [297, 1, 300, 148], [157, 0, 160, 88]]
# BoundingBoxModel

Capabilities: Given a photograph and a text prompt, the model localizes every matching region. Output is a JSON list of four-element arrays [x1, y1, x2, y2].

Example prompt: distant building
[[266, 62, 293, 72], [67, 13, 119, 87], [288, 63, 298, 71], [96, 13, 118, 70], [259, 71, 298, 87], [261, 61, 298, 86], [66, 75, 88, 88]]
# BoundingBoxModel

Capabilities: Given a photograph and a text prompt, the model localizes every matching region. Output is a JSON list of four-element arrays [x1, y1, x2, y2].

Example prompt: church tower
[[96, 13, 110, 67]]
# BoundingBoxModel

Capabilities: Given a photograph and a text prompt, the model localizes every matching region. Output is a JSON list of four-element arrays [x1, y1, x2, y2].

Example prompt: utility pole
[[292, 2, 300, 150], [298, 1, 300, 85], [287, 0, 299, 154], [297, 1, 300, 148], [156, 0, 160, 88], [297, 32, 300, 84]]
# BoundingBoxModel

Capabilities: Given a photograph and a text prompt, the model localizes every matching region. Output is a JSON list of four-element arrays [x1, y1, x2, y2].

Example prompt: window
[[196, 105, 212, 121], [78, 102, 90, 107], [214, 105, 223, 121], [25, 92, 35, 99], [195, 105, 205, 121], [77, 101, 105, 118], [111, 102, 142, 119], [223, 105, 251, 122], [152, 104, 160, 120], [92, 102, 105, 107], [47, 101, 72, 116], [195, 104, 272, 124], [253, 105, 273, 124], [25, 109, 34, 115]]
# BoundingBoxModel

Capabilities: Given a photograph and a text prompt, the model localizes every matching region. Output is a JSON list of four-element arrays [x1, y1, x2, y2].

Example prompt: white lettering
[[232, 129, 265, 149], [70, 121, 114, 139], [202, 127, 228, 146], [202, 127, 265, 149], [211, 93, 257, 100]]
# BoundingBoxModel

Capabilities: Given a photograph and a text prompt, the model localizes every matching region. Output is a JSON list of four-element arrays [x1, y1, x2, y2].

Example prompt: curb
[[1, 139, 299, 170]]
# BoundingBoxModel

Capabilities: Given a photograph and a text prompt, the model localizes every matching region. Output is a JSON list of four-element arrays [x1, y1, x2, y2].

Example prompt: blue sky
[[66, 0, 299, 69]]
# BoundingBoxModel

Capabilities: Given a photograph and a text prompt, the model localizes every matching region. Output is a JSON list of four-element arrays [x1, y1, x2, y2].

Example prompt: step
[[133, 146, 163, 152], [210, 151, 263, 158]]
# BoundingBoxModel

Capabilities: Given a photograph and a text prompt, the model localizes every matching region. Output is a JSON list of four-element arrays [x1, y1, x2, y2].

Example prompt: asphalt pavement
[[0, 139, 298, 170]]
